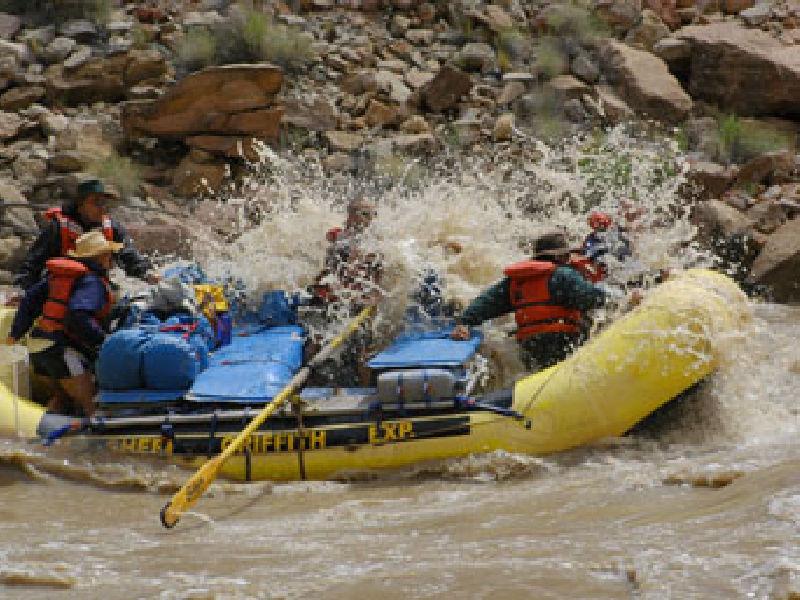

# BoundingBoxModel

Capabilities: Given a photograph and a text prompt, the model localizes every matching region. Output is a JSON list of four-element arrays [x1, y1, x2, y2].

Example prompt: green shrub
[[88, 152, 144, 199], [543, 1, 607, 41], [534, 36, 568, 80], [716, 114, 793, 164], [176, 7, 314, 73]]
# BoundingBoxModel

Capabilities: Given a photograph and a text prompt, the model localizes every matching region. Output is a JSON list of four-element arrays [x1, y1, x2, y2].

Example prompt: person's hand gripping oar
[[159, 305, 375, 529]]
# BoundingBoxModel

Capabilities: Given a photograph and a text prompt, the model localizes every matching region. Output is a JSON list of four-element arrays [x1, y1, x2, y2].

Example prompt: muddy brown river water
[[3, 132, 800, 598], [2, 303, 799, 599]]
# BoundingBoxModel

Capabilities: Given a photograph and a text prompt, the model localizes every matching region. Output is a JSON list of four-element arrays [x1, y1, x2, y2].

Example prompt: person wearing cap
[[451, 231, 607, 370], [13, 178, 158, 292], [5, 231, 122, 416]]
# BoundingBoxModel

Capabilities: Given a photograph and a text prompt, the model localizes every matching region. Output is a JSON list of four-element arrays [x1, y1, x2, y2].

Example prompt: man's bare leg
[[59, 373, 96, 417]]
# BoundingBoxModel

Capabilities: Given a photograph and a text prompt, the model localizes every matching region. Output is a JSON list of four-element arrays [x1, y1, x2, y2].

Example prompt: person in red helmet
[[577, 210, 633, 282]]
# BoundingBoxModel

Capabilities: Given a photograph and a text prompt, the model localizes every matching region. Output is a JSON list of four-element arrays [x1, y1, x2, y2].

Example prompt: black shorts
[[30, 343, 91, 380]]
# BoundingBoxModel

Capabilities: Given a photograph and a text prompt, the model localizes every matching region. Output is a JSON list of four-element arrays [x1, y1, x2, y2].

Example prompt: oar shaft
[[160, 305, 374, 528]]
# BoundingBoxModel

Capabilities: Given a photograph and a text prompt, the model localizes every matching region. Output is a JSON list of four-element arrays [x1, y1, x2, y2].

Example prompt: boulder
[[0, 86, 45, 111], [421, 66, 472, 112], [625, 9, 671, 51], [59, 20, 96, 43], [722, 0, 754, 13], [40, 37, 76, 64], [595, 86, 635, 124], [325, 130, 364, 152], [643, 0, 681, 28], [400, 115, 430, 134], [594, 0, 642, 32], [0, 40, 33, 64], [0, 110, 22, 139], [693, 198, 754, 240], [376, 70, 411, 103], [687, 161, 736, 199], [172, 156, 227, 197], [405, 29, 434, 45], [493, 113, 514, 141], [748, 218, 800, 302], [0, 235, 24, 271], [49, 150, 90, 172], [122, 65, 283, 139], [389, 133, 439, 155], [0, 180, 35, 233], [404, 70, 434, 90], [365, 99, 401, 127], [747, 200, 789, 234], [282, 96, 338, 131], [598, 39, 692, 124], [734, 152, 794, 187], [457, 43, 496, 73], [676, 23, 800, 117], [545, 75, 593, 102], [652, 36, 691, 62], [497, 81, 526, 105], [340, 69, 378, 95], [125, 222, 192, 257], [0, 13, 21, 40], [63, 46, 91, 70], [124, 49, 168, 86], [46, 57, 128, 105], [740, 3, 772, 25], [571, 53, 600, 84]]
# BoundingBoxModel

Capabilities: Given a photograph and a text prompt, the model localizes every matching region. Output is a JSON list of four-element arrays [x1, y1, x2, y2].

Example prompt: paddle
[[159, 305, 375, 528]]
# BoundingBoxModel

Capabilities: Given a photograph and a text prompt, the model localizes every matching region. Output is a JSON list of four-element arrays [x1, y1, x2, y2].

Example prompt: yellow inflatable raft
[[0, 269, 749, 481]]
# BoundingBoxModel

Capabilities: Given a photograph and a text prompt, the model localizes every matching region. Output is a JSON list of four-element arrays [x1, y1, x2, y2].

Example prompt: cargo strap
[[455, 397, 524, 420], [159, 321, 200, 341]]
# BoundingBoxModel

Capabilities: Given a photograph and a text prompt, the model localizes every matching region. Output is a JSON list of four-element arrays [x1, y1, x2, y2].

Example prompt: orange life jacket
[[568, 255, 606, 283], [38, 258, 112, 340], [504, 260, 585, 341], [44, 208, 114, 256]]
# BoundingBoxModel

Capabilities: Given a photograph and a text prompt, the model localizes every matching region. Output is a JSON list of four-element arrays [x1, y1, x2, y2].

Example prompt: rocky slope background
[[0, 0, 798, 300]]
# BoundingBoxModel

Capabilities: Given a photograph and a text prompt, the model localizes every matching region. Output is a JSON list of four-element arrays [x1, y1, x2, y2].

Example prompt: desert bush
[[716, 115, 793, 164], [176, 7, 314, 73], [88, 151, 144, 199]]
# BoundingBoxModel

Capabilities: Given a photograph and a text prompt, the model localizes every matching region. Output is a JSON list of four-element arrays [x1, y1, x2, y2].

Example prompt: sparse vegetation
[[715, 114, 793, 164], [88, 151, 144, 199], [176, 6, 314, 74], [534, 36, 569, 80]]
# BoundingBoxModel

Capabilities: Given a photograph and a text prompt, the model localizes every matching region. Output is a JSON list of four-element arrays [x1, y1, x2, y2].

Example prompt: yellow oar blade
[[160, 456, 223, 528], [160, 305, 374, 528]]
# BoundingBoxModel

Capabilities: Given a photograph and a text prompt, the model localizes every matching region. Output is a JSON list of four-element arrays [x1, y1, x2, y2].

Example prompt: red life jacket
[[44, 208, 114, 256], [568, 255, 606, 283], [503, 260, 585, 341], [38, 258, 112, 341]]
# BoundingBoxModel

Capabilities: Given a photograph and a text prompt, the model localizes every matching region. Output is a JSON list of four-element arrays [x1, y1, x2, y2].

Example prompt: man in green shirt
[[451, 231, 609, 370]]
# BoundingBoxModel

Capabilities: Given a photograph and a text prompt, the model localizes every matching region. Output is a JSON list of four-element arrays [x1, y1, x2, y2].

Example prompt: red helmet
[[588, 211, 612, 231]]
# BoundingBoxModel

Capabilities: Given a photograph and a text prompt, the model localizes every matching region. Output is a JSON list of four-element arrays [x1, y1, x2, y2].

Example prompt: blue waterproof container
[[97, 329, 150, 390], [141, 333, 201, 391]]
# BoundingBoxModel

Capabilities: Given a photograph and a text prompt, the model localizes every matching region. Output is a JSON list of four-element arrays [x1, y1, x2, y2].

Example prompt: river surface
[[2, 304, 800, 599], [2, 132, 800, 598]]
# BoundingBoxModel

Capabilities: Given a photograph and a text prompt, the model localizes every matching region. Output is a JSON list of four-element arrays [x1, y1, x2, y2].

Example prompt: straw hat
[[67, 231, 123, 258]]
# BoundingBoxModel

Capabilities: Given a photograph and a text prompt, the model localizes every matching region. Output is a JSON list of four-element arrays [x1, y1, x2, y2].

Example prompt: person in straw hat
[[451, 230, 609, 371], [5, 231, 122, 416]]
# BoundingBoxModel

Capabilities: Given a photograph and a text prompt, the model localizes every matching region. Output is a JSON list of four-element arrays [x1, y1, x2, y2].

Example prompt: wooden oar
[[160, 305, 375, 528]]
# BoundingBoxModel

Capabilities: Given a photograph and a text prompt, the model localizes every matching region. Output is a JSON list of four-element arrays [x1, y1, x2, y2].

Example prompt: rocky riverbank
[[0, 0, 798, 300]]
